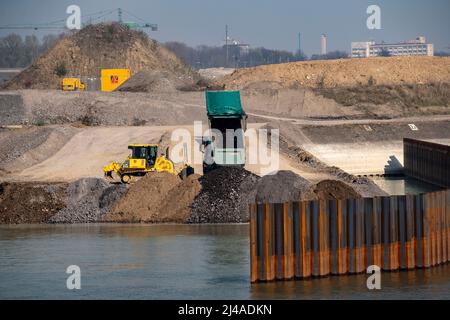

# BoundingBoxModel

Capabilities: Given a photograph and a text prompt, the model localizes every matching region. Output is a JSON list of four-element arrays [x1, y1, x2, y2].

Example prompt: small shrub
[[54, 61, 67, 77], [132, 118, 147, 126], [34, 119, 46, 126]]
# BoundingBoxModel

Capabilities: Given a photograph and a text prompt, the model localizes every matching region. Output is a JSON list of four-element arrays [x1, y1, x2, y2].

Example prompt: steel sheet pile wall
[[250, 190, 450, 282], [404, 138, 450, 188]]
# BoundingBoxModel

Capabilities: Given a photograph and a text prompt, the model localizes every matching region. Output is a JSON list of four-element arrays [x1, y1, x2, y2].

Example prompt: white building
[[351, 36, 434, 58]]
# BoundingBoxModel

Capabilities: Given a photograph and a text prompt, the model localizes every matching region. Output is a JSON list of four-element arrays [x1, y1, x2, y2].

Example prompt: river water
[[0, 224, 449, 300], [370, 176, 442, 195]]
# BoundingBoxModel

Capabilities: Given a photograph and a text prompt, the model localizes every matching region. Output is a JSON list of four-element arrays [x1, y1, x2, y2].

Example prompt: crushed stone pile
[[254, 170, 314, 203], [49, 178, 126, 223], [103, 172, 201, 223], [253, 171, 362, 204], [189, 167, 260, 223], [3, 22, 197, 90]]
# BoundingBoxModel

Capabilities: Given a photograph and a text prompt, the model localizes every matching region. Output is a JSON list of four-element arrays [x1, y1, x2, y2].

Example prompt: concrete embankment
[[273, 119, 450, 175]]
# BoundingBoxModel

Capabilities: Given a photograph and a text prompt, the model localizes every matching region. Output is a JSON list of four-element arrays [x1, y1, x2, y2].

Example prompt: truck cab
[[203, 91, 247, 173]]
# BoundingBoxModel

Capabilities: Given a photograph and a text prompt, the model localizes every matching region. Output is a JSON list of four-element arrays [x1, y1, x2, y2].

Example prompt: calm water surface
[[0, 224, 449, 299], [371, 176, 443, 195]]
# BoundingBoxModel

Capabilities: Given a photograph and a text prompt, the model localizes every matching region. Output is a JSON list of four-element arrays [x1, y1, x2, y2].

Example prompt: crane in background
[[0, 8, 157, 32]]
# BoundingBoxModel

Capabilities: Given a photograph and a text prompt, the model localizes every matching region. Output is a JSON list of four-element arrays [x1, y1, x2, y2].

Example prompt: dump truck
[[61, 78, 85, 91], [103, 144, 194, 183], [202, 91, 247, 173]]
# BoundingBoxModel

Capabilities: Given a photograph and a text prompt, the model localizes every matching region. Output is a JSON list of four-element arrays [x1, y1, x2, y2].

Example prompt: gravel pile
[[255, 170, 314, 203], [49, 178, 126, 223], [189, 167, 259, 223]]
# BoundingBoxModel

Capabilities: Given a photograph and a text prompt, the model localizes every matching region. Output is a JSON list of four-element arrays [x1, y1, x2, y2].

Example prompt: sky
[[0, 0, 449, 55]]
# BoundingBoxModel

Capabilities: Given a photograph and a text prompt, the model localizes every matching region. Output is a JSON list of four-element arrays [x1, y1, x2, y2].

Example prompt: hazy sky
[[0, 0, 449, 55]]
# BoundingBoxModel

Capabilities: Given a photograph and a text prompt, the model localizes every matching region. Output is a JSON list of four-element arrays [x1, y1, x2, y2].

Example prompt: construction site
[[0, 22, 449, 225], [0, 0, 449, 302]]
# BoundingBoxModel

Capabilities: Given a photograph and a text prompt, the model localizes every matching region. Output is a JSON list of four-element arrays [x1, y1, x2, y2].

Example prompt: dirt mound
[[117, 70, 199, 93], [0, 182, 67, 224], [189, 167, 260, 223], [317, 82, 450, 110], [49, 178, 126, 223], [3, 23, 197, 90], [254, 170, 314, 203], [312, 180, 361, 200], [104, 172, 184, 222], [219, 56, 450, 90], [157, 174, 202, 222]]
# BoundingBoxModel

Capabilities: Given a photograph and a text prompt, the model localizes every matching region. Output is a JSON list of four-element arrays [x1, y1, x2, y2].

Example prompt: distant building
[[321, 34, 327, 55], [351, 36, 434, 58], [224, 38, 250, 56]]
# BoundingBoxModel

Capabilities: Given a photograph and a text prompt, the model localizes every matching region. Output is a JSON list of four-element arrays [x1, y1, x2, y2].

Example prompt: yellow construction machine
[[103, 144, 194, 183], [61, 78, 85, 91]]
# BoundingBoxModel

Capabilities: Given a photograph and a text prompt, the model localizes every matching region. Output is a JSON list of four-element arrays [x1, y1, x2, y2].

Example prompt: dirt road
[[13, 123, 319, 182], [17, 127, 167, 181]]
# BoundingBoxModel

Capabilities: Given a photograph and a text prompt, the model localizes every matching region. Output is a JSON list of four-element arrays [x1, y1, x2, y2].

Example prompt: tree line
[[164, 41, 349, 69], [0, 33, 63, 68]]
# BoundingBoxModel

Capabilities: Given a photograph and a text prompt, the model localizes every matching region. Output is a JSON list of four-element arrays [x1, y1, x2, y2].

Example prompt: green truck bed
[[205, 91, 245, 118]]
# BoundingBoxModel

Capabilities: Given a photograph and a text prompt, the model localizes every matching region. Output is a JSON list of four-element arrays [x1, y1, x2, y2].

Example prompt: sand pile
[[103, 172, 201, 223], [218, 56, 450, 90], [3, 23, 197, 90], [0, 182, 67, 224], [49, 178, 126, 223], [188, 167, 259, 223]]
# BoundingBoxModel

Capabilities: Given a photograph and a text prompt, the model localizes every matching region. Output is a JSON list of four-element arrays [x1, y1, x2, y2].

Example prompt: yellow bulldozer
[[103, 144, 194, 183]]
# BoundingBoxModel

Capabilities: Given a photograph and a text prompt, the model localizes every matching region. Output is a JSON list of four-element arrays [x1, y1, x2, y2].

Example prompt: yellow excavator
[[103, 144, 194, 183]]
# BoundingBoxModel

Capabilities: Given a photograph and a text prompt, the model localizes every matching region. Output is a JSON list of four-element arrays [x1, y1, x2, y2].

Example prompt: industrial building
[[351, 36, 434, 58]]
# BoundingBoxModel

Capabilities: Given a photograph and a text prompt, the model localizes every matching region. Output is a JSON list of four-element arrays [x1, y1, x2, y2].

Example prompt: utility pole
[[118, 8, 123, 23], [298, 32, 301, 54], [225, 24, 229, 68]]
